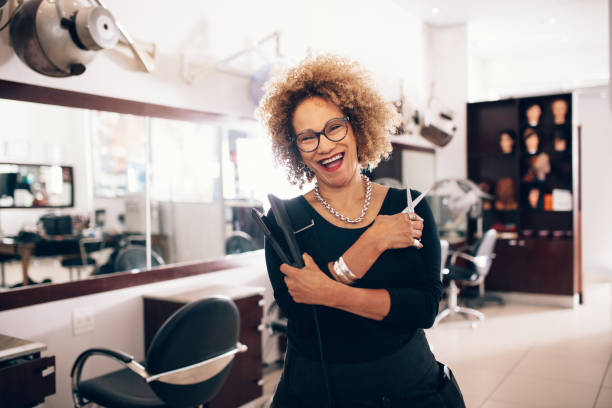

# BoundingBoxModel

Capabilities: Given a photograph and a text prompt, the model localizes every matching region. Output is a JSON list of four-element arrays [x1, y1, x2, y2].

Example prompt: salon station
[[0, 0, 611, 407]]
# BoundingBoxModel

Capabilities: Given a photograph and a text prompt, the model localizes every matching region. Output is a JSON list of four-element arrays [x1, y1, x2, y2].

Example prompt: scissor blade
[[406, 186, 415, 213], [412, 186, 432, 208]]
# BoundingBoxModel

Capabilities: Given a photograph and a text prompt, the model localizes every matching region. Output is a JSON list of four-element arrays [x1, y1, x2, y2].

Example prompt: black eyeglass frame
[[292, 116, 350, 153]]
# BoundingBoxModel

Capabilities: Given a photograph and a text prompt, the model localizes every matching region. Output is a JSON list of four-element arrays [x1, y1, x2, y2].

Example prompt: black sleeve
[[263, 210, 315, 332], [381, 191, 443, 329]]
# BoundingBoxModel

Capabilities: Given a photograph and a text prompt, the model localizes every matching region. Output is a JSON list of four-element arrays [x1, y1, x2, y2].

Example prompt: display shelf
[[467, 93, 581, 299]]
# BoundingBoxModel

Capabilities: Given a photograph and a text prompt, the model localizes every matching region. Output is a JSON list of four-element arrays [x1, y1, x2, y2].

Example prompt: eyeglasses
[[293, 117, 349, 153]]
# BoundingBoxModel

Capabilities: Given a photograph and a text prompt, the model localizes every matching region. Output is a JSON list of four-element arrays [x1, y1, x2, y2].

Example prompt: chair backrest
[[78, 237, 103, 265], [473, 229, 497, 278], [146, 296, 240, 407], [440, 239, 449, 281], [113, 245, 164, 272]]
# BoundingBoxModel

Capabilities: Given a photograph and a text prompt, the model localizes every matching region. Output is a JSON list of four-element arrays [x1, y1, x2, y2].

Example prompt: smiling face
[[291, 97, 360, 189]]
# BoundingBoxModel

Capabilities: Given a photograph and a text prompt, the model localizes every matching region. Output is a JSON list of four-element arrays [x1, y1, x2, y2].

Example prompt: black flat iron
[[250, 194, 304, 268]]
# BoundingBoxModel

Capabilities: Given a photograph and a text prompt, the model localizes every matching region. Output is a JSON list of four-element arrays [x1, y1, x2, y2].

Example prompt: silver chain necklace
[[314, 175, 371, 224]]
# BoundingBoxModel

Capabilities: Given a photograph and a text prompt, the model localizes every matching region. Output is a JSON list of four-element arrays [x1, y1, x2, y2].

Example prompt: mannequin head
[[551, 99, 568, 125], [526, 103, 542, 127], [523, 128, 539, 154], [495, 177, 517, 210], [499, 130, 515, 154], [532, 153, 551, 181], [528, 188, 540, 208]]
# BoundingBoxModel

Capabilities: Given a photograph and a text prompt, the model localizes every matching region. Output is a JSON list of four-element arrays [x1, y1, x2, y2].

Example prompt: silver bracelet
[[332, 260, 354, 284], [338, 256, 359, 281]]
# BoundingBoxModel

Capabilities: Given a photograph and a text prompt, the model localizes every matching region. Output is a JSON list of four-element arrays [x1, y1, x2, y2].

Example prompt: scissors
[[402, 185, 432, 248]]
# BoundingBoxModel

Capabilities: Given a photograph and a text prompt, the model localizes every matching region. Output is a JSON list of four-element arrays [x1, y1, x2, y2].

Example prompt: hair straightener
[[251, 194, 333, 408]]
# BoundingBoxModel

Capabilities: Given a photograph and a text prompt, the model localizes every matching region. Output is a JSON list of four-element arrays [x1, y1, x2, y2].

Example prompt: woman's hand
[[366, 212, 424, 252], [280, 253, 338, 305]]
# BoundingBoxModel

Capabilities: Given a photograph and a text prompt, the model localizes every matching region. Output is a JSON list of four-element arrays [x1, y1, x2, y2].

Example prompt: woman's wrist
[[363, 226, 388, 254], [321, 276, 348, 307]]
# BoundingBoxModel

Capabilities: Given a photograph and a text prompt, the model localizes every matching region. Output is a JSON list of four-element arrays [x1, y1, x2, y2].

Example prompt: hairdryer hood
[[10, 0, 118, 77]]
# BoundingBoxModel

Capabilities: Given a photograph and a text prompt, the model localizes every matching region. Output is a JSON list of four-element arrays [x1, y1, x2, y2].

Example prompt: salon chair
[[439, 239, 449, 281], [61, 237, 103, 281], [114, 245, 165, 272], [434, 229, 498, 327], [263, 300, 288, 365], [71, 296, 247, 408], [225, 230, 257, 255]]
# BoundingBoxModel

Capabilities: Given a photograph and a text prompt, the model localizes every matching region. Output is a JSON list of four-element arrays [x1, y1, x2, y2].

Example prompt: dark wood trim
[[0, 79, 254, 123], [0, 79, 263, 311], [0, 251, 262, 312], [391, 142, 435, 154]]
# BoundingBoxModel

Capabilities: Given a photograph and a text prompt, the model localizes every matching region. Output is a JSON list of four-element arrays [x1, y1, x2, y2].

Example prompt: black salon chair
[[434, 229, 498, 327], [71, 296, 247, 408], [114, 246, 165, 272], [61, 237, 103, 281]]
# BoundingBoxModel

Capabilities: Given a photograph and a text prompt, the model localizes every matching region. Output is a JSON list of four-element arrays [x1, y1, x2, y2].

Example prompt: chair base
[[433, 305, 484, 327], [434, 280, 485, 327], [465, 294, 505, 309]]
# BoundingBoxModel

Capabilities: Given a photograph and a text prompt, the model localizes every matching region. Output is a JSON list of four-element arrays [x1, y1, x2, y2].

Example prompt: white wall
[[0, 254, 271, 408], [0, 100, 90, 235], [424, 24, 468, 181], [0, 0, 426, 115], [577, 86, 612, 279]]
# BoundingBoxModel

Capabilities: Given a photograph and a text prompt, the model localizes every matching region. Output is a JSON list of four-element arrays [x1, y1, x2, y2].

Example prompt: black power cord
[[313, 307, 333, 408]]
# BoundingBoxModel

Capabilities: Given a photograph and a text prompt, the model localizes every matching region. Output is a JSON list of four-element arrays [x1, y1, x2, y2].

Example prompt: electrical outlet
[[72, 308, 95, 336]]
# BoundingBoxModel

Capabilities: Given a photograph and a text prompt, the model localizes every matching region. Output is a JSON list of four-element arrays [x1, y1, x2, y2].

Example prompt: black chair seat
[[79, 366, 166, 408], [61, 257, 96, 267], [270, 317, 288, 335], [445, 265, 478, 282]]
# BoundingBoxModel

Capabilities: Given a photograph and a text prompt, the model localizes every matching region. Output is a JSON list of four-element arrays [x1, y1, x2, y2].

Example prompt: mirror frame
[[0, 79, 257, 311]]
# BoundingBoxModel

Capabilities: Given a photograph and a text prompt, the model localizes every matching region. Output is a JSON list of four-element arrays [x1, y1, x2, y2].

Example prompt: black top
[[264, 187, 442, 363]]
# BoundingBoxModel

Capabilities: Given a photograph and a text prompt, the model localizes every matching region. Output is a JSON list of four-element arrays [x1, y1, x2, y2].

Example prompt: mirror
[[0, 86, 273, 297], [0, 163, 74, 208]]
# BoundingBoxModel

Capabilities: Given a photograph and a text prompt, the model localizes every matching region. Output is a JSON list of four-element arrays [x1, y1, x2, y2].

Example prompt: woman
[[257, 54, 464, 408]]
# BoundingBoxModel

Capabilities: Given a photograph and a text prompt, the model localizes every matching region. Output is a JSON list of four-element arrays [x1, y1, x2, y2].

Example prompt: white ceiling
[[394, 0, 608, 60]]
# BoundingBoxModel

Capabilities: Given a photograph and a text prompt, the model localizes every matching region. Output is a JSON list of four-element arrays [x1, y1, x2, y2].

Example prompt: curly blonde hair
[[256, 54, 400, 187]]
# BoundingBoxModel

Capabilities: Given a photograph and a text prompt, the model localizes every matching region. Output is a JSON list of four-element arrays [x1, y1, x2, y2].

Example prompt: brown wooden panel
[[0, 251, 262, 312], [486, 238, 574, 295], [0, 79, 253, 123], [143, 298, 184, 351], [0, 356, 55, 407]]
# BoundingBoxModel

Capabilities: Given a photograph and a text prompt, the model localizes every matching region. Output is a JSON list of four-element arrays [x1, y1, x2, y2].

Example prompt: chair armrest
[[450, 252, 494, 270], [70, 348, 147, 408], [450, 251, 476, 265], [146, 342, 248, 385]]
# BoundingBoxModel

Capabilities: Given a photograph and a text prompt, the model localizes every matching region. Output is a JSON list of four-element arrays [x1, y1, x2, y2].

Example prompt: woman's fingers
[[279, 263, 299, 277]]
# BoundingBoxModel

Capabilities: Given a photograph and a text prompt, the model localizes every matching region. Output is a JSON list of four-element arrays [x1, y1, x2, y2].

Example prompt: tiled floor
[[4, 257, 611, 408], [245, 274, 612, 408]]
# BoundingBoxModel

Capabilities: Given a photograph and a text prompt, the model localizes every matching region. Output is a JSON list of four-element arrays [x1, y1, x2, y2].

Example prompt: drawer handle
[[257, 324, 265, 332], [42, 366, 55, 377], [257, 379, 265, 387], [258, 299, 266, 307]]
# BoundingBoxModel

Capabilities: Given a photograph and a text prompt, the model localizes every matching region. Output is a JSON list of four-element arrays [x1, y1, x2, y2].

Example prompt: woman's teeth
[[320, 153, 344, 167]]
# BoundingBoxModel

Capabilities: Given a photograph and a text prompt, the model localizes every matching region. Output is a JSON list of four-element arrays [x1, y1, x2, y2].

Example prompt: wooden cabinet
[[144, 285, 264, 408], [0, 334, 55, 407], [467, 93, 581, 300]]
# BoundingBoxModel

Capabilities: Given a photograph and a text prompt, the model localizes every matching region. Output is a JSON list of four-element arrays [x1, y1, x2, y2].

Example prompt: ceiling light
[[548, 17, 557, 24], [431, 7, 440, 15]]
